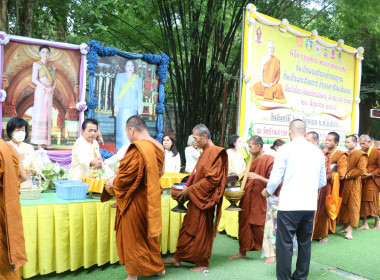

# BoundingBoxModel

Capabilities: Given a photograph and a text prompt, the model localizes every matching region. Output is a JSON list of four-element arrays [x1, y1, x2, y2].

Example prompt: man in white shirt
[[262, 119, 326, 280], [69, 119, 103, 180]]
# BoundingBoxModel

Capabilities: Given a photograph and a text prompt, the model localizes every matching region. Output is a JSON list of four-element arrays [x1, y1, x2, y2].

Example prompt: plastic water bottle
[[203, 269, 209, 277]]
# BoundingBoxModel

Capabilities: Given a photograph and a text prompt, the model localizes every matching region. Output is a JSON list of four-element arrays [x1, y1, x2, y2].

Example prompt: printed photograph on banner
[[2, 41, 82, 148], [91, 56, 159, 152], [251, 40, 286, 104], [241, 19, 356, 144]]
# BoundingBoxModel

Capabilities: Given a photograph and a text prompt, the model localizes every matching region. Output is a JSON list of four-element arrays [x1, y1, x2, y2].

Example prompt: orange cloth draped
[[101, 140, 165, 276], [174, 146, 228, 267], [360, 147, 380, 217], [313, 150, 331, 239], [253, 56, 285, 100], [327, 150, 347, 230], [0, 140, 27, 279], [238, 154, 274, 251], [313, 150, 332, 239], [337, 150, 367, 227]]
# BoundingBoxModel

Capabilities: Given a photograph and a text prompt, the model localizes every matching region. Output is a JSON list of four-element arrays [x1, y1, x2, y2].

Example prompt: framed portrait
[[0, 35, 86, 149], [86, 41, 168, 153]]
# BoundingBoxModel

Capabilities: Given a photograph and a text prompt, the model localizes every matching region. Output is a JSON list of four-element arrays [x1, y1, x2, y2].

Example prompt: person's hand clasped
[[90, 156, 103, 170], [261, 188, 270, 198], [177, 185, 189, 202]]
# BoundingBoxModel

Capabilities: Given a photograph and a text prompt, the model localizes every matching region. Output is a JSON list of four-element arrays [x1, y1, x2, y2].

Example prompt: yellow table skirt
[[217, 197, 239, 238], [20, 195, 186, 278], [160, 172, 188, 188]]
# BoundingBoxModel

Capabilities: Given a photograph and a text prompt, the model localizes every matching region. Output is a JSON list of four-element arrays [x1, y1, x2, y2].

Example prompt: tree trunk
[[19, 0, 33, 36], [0, 0, 8, 33]]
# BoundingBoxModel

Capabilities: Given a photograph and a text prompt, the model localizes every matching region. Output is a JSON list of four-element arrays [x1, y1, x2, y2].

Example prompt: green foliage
[[34, 163, 68, 191], [4, 0, 380, 148]]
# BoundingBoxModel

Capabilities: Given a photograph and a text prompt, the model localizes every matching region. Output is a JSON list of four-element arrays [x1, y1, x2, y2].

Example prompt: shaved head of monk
[[325, 132, 339, 152], [289, 119, 306, 140], [248, 135, 264, 156], [345, 134, 357, 153], [193, 124, 214, 150], [125, 115, 150, 142], [359, 134, 371, 153], [306, 131, 319, 146]]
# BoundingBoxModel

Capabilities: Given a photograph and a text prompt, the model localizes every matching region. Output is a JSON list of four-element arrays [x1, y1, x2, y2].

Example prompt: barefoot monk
[[101, 116, 165, 280], [163, 124, 228, 272]]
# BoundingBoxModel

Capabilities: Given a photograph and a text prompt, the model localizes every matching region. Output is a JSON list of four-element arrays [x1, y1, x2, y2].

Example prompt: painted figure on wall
[[113, 60, 143, 149], [31, 45, 56, 149]]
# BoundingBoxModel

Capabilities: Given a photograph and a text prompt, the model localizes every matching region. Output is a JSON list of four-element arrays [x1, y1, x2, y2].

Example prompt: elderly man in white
[[69, 118, 103, 180], [262, 119, 326, 280]]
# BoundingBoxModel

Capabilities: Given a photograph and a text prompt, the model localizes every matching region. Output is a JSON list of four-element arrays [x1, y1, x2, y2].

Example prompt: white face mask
[[13, 131, 26, 142]]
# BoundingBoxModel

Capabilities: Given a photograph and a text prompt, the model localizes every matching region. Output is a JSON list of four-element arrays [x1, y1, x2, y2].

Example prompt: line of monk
[[3, 113, 380, 280], [100, 122, 380, 279]]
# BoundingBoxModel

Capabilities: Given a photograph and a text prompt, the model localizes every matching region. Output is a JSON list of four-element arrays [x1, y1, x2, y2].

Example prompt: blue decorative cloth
[[99, 149, 114, 161]]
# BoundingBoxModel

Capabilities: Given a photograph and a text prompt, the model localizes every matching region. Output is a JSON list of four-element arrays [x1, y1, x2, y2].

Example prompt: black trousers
[[276, 210, 315, 280]]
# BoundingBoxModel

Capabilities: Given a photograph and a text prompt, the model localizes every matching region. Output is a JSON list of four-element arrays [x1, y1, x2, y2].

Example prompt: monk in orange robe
[[306, 132, 334, 243], [163, 124, 228, 272], [253, 41, 285, 101], [337, 135, 368, 239], [358, 134, 380, 230], [0, 139, 28, 279], [229, 136, 274, 260], [101, 116, 165, 280], [320, 132, 348, 242]]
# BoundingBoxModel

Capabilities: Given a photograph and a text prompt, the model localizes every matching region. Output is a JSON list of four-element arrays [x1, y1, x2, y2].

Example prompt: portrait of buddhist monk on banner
[[92, 56, 159, 152], [2, 41, 82, 148], [252, 40, 286, 104]]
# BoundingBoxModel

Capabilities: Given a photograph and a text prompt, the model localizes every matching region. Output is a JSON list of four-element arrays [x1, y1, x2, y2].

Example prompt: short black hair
[[6, 117, 29, 140], [249, 135, 264, 148], [346, 134, 358, 143], [39, 45, 51, 52], [126, 115, 147, 131], [82, 118, 98, 130], [327, 132, 340, 144], [228, 135, 240, 149]]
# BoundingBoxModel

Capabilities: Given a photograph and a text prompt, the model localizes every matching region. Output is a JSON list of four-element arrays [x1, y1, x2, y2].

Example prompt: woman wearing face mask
[[162, 132, 181, 173], [227, 135, 246, 176], [7, 117, 39, 172]]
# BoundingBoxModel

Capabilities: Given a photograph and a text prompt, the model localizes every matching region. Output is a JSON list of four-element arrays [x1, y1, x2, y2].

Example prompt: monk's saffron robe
[[313, 150, 332, 239], [253, 56, 285, 100], [174, 146, 228, 267], [337, 150, 367, 227], [102, 140, 165, 276], [239, 154, 274, 251], [360, 147, 380, 218], [0, 139, 27, 279]]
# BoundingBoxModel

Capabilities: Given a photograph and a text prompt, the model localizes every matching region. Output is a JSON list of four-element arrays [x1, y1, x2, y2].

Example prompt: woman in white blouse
[[185, 135, 200, 173], [162, 132, 181, 173], [226, 135, 246, 176]]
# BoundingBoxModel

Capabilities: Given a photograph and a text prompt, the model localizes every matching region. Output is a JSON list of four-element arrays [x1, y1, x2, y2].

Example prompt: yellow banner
[[239, 7, 362, 143]]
